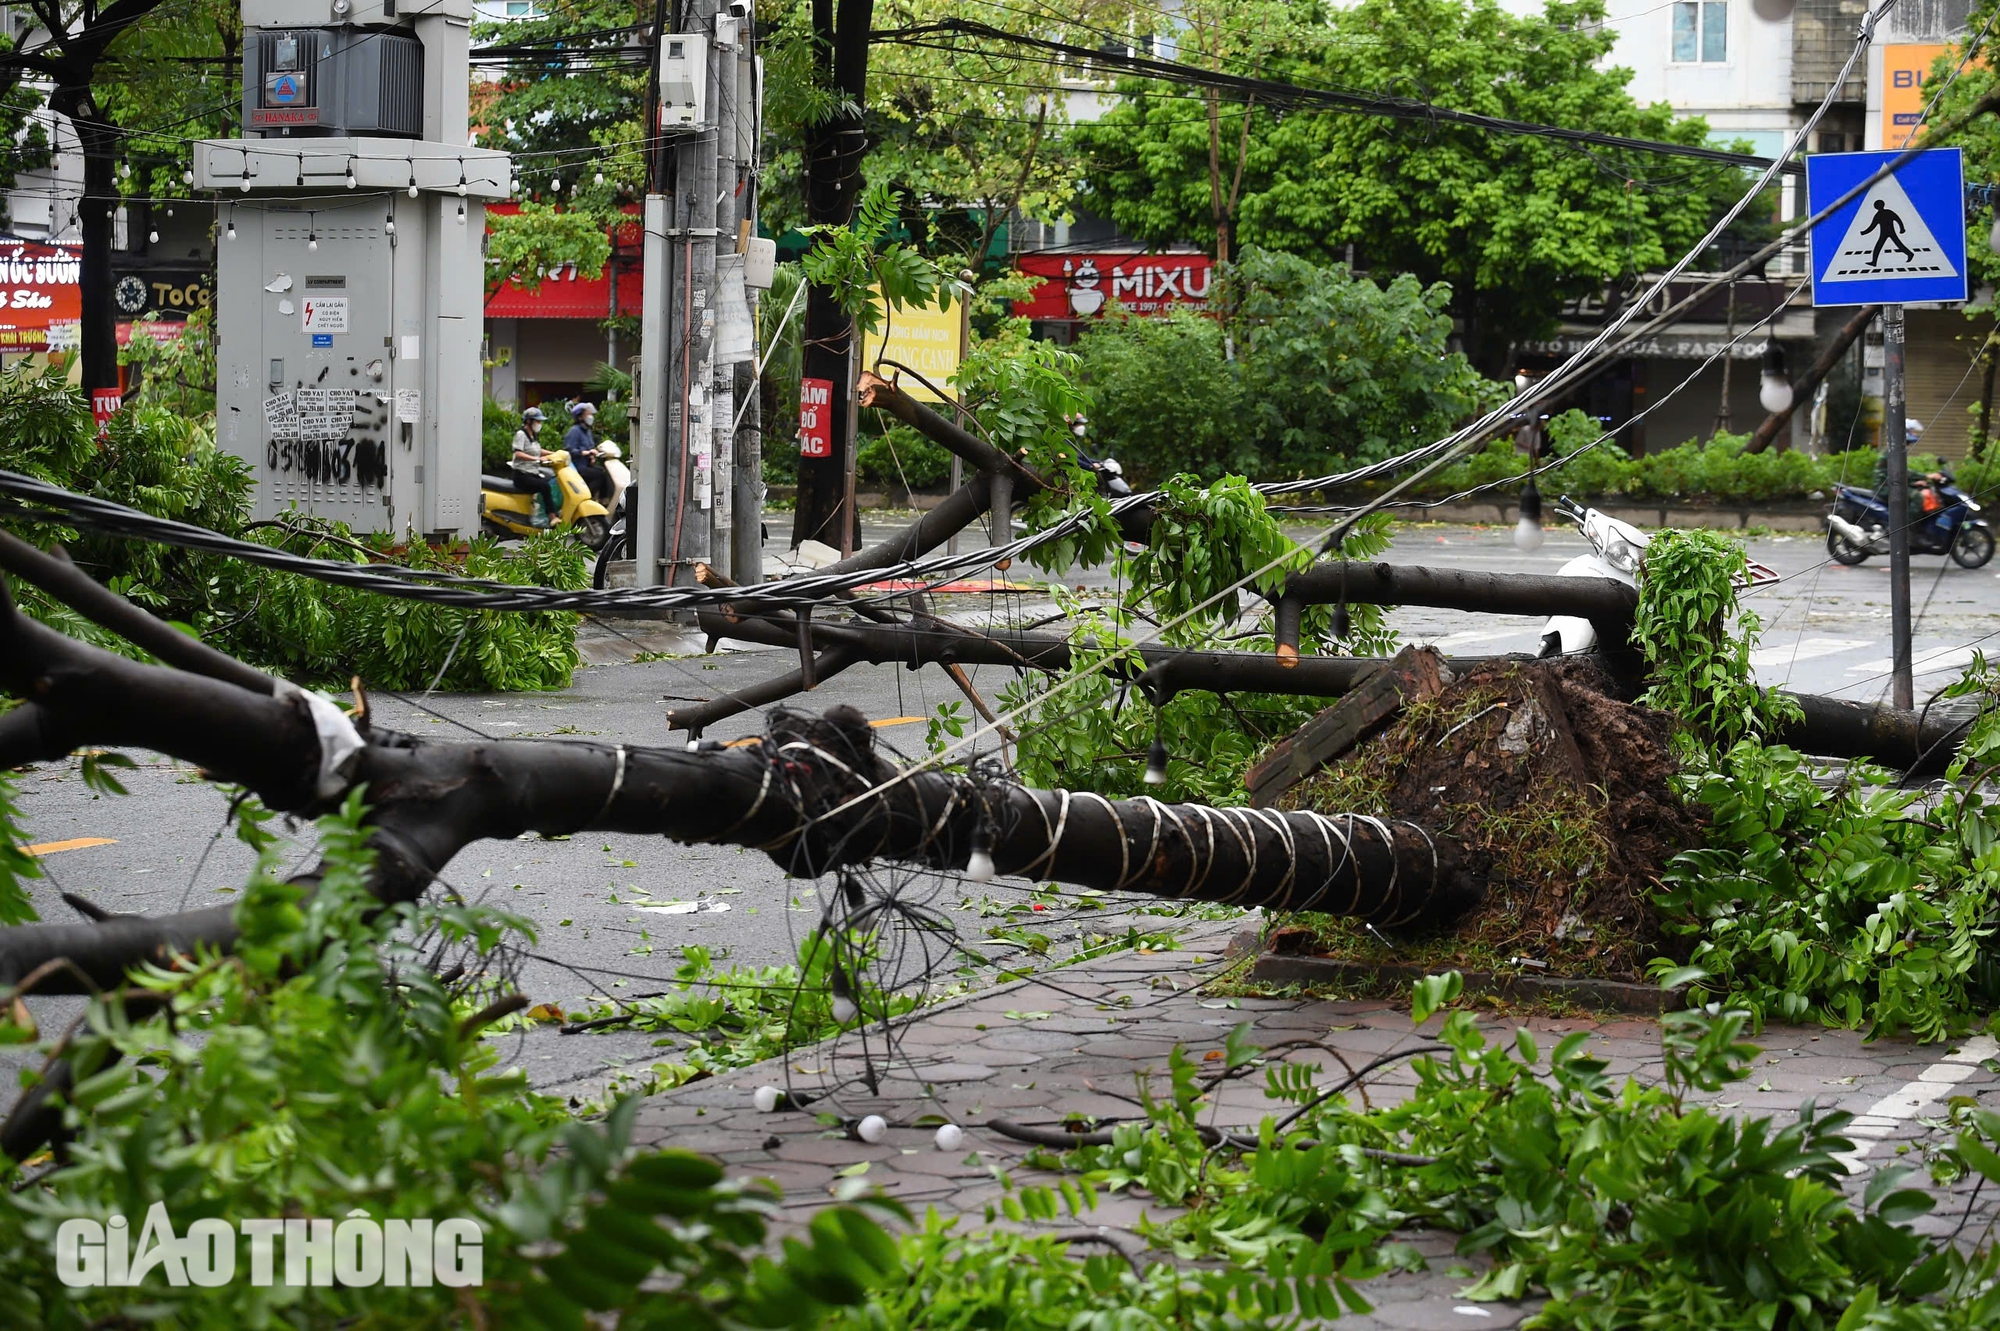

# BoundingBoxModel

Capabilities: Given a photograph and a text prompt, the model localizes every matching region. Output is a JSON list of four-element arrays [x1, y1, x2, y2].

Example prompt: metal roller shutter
[[1903, 308, 1994, 461]]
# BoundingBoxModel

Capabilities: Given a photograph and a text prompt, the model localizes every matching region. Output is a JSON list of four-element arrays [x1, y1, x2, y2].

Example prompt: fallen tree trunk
[[682, 605, 1972, 773], [676, 604, 1439, 734], [1272, 562, 1639, 668], [0, 575, 1471, 993]]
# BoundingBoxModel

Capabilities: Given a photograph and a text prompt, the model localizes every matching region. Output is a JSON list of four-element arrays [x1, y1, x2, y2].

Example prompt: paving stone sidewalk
[[629, 917, 2000, 1327]]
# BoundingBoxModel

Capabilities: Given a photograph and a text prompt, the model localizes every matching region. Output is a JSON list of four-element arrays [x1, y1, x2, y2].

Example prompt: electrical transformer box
[[243, 26, 423, 136]]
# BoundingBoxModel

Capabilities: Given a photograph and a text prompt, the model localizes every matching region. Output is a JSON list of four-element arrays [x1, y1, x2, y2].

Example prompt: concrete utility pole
[[1883, 302, 1913, 710], [725, 19, 764, 586], [636, 0, 762, 589]]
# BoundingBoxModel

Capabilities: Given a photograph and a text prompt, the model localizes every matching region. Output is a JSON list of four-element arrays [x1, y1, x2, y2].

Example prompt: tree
[[1072, 0, 1758, 373], [0, 0, 184, 401], [470, 0, 648, 293], [1074, 248, 1498, 481]]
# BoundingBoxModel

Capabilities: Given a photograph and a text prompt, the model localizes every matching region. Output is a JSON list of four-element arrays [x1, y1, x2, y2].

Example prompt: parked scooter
[[1825, 470, 1994, 569], [1537, 497, 1652, 658], [479, 448, 613, 549], [1536, 496, 1779, 656]]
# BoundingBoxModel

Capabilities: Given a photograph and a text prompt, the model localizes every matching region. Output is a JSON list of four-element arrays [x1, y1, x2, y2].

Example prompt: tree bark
[[1745, 305, 1879, 455], [792, 0, 874, 553]]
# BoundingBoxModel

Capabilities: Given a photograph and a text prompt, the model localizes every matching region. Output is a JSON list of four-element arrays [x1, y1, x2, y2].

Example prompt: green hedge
[[1418, 411, 1966, 507]]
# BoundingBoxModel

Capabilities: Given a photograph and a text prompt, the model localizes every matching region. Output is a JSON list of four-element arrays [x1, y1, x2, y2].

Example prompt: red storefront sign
[[91, 388, 123, 434], [1012, 252, 1214, 320], [483, 205, 644, 319], [798, 377, 834, 458], [0, 241, 83, 353]]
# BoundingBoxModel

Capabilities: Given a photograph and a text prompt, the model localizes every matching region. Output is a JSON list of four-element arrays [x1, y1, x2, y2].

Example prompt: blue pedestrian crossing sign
[[1807, 148, 1968, 306]]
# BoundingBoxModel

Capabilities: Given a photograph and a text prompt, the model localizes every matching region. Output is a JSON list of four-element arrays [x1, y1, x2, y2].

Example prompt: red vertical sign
[[798, 377, 834, 458], [91, 389, 123, 436]]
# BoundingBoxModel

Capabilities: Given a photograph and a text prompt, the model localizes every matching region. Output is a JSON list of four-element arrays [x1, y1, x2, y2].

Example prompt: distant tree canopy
[[1072, 0, 1772, 373], [1074, 248, 1499, 482]]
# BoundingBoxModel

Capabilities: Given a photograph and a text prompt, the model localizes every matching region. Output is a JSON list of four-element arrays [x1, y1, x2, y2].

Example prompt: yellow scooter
[[479, 449, 612, 549]]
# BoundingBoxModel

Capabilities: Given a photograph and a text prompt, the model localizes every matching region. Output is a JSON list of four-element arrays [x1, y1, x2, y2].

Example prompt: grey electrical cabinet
[[210, 184, 486, 536], [243, 26, 422, 137]]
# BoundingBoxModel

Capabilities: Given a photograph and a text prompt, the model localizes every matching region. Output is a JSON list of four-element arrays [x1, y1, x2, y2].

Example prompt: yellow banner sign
[[862, 291, 961, 402], [1883, 44, 1949, 150]]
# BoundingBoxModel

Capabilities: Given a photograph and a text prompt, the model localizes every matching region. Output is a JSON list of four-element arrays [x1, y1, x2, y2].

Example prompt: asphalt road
[[7, 519, 1992, 1098]]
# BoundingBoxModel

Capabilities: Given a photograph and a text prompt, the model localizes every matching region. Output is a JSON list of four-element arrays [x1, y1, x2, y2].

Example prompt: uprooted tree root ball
[[1279, 657, 1702, 977]]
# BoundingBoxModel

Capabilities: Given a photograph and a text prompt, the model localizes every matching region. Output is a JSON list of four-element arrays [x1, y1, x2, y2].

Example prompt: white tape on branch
[[274, 679, 365, 800]]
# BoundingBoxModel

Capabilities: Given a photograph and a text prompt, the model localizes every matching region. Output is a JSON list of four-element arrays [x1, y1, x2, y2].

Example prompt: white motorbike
[[1536, 497, 1651, 658], [1535, 496, 1777, 657]]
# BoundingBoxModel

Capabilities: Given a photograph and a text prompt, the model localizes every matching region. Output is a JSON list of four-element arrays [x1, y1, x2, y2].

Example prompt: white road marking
[[1836, 1034, 1998, 1174], [1426, 628, 1539, 650], [1747, 637, 1873, 670], [1845, 645, 1981, 677]]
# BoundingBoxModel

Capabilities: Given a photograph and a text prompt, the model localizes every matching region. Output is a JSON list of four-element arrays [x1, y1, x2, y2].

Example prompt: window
[[503, 0, 538, 15], [1672, 1, 1726, 62]]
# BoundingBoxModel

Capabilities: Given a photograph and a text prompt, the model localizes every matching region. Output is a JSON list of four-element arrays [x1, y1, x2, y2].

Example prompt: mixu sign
[[54, 1205, 484, 1289], [1012, 252, 1214, 320]]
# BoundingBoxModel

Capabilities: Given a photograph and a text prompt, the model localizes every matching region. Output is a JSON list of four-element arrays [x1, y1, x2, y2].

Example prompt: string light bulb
[[594, 170, 604, 185], [965, 815, 995, 883], [384, 211, 395, 235], [240, 173, 253, 193], [855, 1115, 887, 1144], [1513, 477, 1545, 552], [1143, 734, 1170, 786], [455, 199, 466, 223], [119, 162, 130, 180], [345, 166, 357, 189], [182, 168, 193, 185], [225, 211, 236, 241], [147, 227, 158, 244], [1758, 343, 1794, 415]]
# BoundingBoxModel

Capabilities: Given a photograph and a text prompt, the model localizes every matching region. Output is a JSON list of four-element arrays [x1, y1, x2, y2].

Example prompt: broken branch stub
[[1246, 646, 1453, 807]]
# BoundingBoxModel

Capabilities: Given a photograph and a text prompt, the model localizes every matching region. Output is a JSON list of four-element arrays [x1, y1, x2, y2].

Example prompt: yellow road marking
[[868, 716, 927, 727], [18, 837, 116, 857]]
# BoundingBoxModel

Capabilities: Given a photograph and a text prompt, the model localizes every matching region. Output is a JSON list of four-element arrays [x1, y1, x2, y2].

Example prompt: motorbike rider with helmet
[[509, 406, 559, 525], [564, 401, 614, 504], [1874, 418, 1946, 521]]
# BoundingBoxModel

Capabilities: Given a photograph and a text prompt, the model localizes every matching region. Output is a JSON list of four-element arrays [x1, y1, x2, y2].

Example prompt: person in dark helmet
[[564, 400, 612, 503]]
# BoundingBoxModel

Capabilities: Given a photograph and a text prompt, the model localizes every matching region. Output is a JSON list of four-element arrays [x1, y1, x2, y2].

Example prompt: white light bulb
[[934, 1123, 964, 1151], [384, 217, 395, 235], [147, 229, 158, 244], [308, 235, 318, 251], [1759, 374, 1794, 415], [1513, 514, 1544, 552], [1143, 737, 1170, 786], [857, 1115, 887, 1144], [455, 202, 466, 223], [551, 178, 561, 193], [225, 222, 236, 240], [753, 1084, 781, 1112], [182, 169, 193, 185], [346, 171, 357, 189], [1514, 371, 1531, 393], [241, 176, 253, 193], [595, 171, 604, 185], [408, 183, 419, 198], [832, 995, 859, 1025], [965, 848, 995, 883], [119, 162, 130, 180]]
